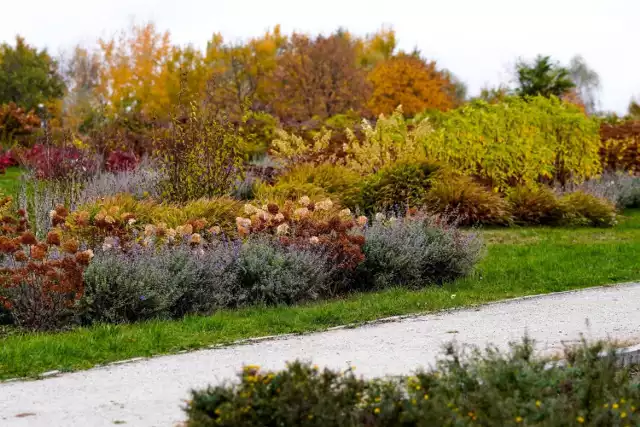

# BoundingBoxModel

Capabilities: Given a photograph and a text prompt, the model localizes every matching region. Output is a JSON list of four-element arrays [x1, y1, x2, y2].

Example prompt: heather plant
[[186, 338, 640, 427], [359, 212, 483, 289], [153, 100, 244, 202]]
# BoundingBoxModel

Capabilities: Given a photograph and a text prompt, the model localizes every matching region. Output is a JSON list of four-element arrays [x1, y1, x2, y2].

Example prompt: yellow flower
[[614, 403, 620, 409], [577, 416, 585, 423], [411, 399, 417, 405], [621, 412, 627, 418], [375, 397, 381, 402], [536, 400, 541, 408], [621, 399, 626, 404], [515, 416, 523, 423], [604, 403, 609, 409], [190, 233, 202, 245], [415, 385, 421, 390], [374, 408, 380, 414], [307, 414, 313, 420], [424, 394, 429, 400], [339, 208, 352, 217]]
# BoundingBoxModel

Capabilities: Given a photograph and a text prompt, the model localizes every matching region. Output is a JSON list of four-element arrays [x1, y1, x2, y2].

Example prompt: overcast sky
[[1, 0, 637, 113]]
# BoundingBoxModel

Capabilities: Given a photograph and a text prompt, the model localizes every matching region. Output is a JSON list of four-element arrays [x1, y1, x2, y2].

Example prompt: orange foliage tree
[[367, 53, 455, 117], [270, 32, 371, 122]]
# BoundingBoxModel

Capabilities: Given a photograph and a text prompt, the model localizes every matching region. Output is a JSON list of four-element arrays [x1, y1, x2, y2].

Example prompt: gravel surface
[[2, 283, 640, 427]]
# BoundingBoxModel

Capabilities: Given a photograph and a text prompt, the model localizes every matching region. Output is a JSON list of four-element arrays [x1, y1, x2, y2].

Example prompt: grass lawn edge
[[2, 280, 639, 383]]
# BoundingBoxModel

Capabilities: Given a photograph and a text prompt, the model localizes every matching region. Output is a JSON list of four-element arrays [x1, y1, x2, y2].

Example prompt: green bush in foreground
[[185, 339, 640, 427]]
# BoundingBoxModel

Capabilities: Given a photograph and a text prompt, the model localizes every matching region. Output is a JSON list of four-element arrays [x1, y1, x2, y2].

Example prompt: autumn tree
[[568, 55, 600, 114], [269, 32, 371, 122], [355, 26, 397, 69], [0, 36, 66, 112], [204, 26, 286, 116], [61, 45, 103, 131], [367, 53, 455, 117], [96, 22, 173, 121]]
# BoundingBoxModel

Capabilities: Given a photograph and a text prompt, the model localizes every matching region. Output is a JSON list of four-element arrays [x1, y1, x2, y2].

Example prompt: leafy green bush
[[507, 186, 565, 225], [185, 338, 640, 427], [425, 175, 513, 226], [424, 96, 601, 189], [560, 191, 617, 227], [360, 160, 440, 212], [239, 111, 279, 160], [359, 213, 483, 289]]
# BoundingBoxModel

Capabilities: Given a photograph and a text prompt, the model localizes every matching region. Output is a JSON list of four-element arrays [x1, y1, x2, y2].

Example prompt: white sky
[[1, 0, 638, 113]]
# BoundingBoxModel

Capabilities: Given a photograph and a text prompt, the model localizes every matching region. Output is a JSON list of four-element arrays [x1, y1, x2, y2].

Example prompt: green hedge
[[185, 339, 640, 426]]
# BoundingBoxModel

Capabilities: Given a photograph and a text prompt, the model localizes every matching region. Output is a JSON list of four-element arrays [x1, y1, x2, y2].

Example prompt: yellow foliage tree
[[367, 53, 455, 117], [96, 22, 173, 120]]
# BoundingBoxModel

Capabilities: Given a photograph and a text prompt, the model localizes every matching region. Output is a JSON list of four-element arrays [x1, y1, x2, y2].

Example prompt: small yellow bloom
[[374, 408, 380, 414], [415, 385, 421, 390], [515, 416, 523, 423], [215, 408, 222, 415], [621, 399, 626, 404], [621, 412, 627, 418], [307, 414, 314, 420], [375, 397, 381, 403], [614, 403, 620, 409], [424, 394, 429, 400], [577, 416, 585, 423], [411, 399, 417, 405], [536, 400, 542, 408], [604, 403, 609, 409]]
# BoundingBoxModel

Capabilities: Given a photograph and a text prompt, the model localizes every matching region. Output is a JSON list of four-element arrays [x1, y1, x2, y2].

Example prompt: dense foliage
[[185, 338, 640, 427], [424, 96, 601, 189]]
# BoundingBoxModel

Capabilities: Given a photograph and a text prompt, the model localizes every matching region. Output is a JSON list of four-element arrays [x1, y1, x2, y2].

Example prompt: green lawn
[[1, 210, 640, 380], [0, 166, 23, 196]]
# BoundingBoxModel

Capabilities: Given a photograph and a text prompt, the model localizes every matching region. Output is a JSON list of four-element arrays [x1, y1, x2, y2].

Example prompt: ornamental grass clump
[[185, 338, 640, 427], [359, 212, 483, 289]]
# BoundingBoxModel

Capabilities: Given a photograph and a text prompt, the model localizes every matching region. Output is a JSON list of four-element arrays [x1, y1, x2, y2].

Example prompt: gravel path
[[2, 283, 640, 427]]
